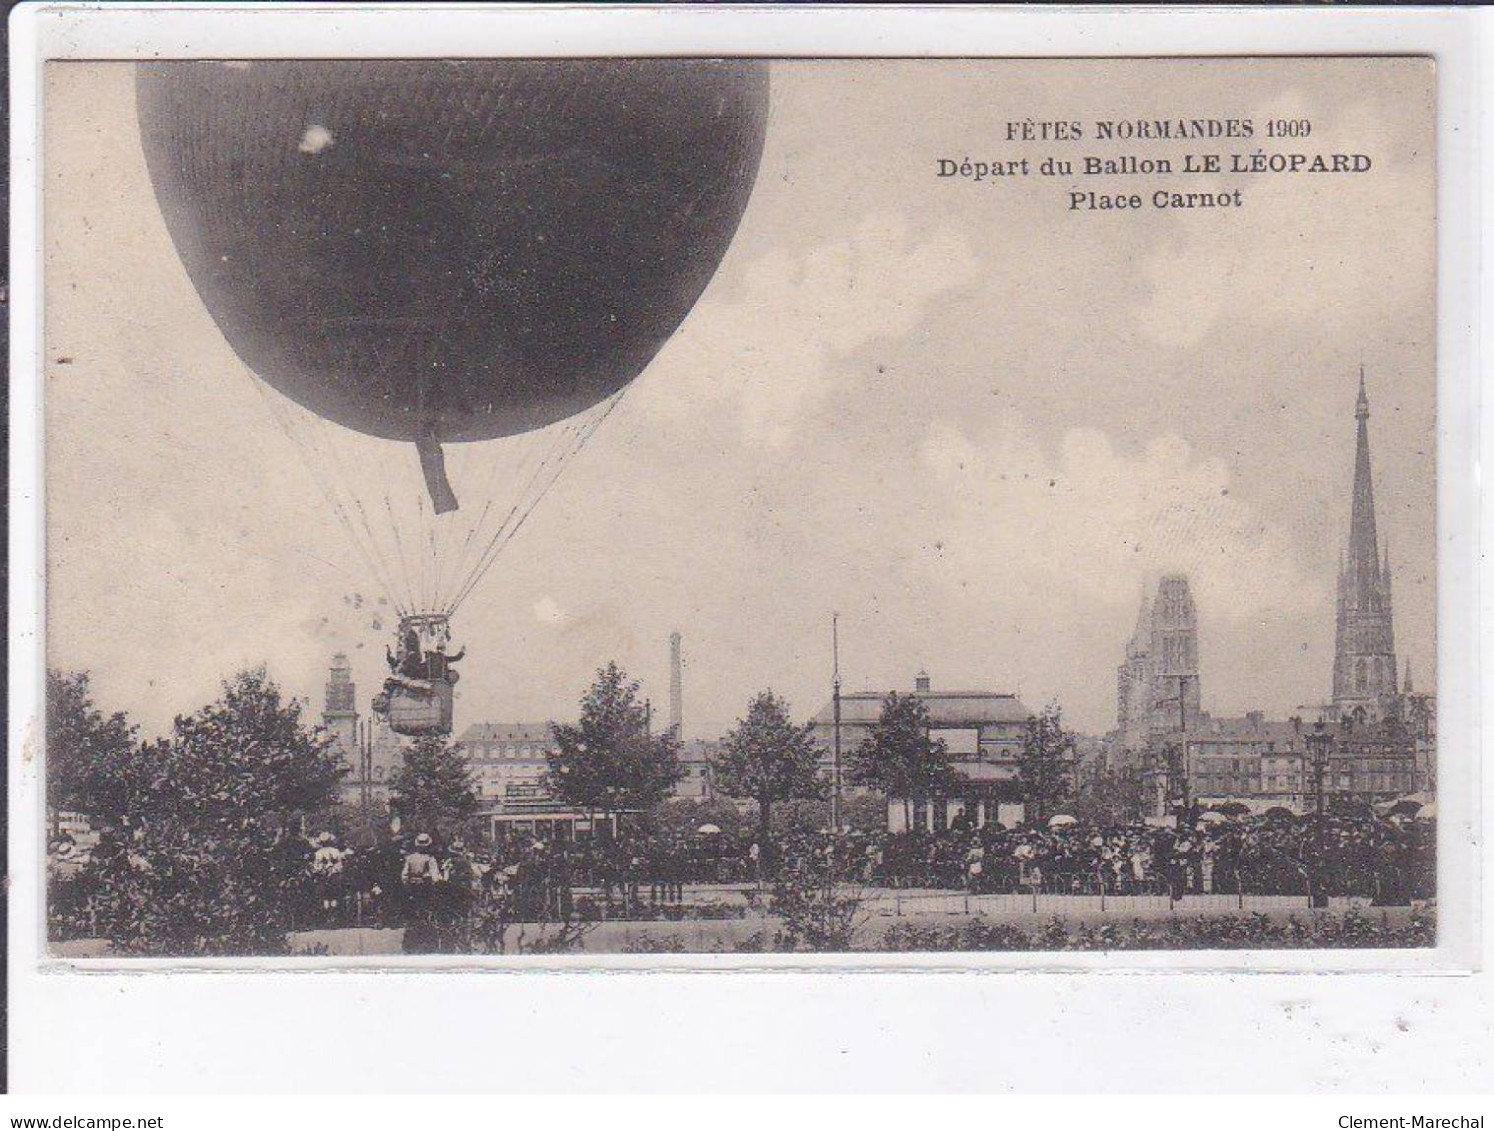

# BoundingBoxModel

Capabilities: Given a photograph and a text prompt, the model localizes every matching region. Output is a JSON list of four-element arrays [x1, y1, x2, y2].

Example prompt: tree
[[712, 691, 824, 859], [548, 662, 683, 823], [45, 669, 138, 822], [1074, 764, 1145, 826], [389, 736, 479, 840], [164, 668, 347, 826], [1017, 702, 1076, 825], [848, 693, 956, 831], [841, 791, 891, 836], [645, 796, 750, 844], [76, 668, 346, 955]]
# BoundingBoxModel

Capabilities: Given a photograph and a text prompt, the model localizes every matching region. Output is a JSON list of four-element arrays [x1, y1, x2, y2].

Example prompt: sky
[[44, 58, 1436, 741]]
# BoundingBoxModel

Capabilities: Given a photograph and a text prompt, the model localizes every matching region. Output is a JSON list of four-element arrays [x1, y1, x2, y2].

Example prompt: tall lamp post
[[1306, 720, 1333, 908]]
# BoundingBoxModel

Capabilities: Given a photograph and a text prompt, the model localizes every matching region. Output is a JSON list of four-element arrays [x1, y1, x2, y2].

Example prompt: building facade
[[811, 672, 1037, 832], [1185, 713, 1307, 814], [1137, 708, 1419, 819], [458, 722, 584, 842], [456, 721, 717, 841], [676, 738, 716, 801]]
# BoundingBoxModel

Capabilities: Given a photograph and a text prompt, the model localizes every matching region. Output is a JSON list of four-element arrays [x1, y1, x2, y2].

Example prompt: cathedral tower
[[1116, 575, 1201, 758], [1116, 586, 1153, 754], [1149, 575, 1201, 731], [1332, 370, 1398, 719]]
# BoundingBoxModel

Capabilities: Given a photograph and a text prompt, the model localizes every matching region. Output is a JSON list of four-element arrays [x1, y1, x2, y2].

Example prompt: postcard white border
[[9, 2, 1489, 1092]]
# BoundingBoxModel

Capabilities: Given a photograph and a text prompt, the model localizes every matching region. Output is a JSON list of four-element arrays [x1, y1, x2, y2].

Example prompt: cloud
[[653, 213, 979, 447], [1128, 82, 1432, 350], [921, 415, 1324, 623]]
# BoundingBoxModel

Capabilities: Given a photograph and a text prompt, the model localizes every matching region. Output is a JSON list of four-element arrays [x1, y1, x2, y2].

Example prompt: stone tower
[[1332, 370, 1398, 720], [323, 652, 359, 762], [1116, 586, 1154, 754], [1149, 575, 1201, 732], [1116, 576, 1201, 758]]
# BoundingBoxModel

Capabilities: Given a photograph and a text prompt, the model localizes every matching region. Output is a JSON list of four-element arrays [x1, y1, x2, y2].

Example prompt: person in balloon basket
[[424, 638, 465, 685], [388, 626, 425, 682]]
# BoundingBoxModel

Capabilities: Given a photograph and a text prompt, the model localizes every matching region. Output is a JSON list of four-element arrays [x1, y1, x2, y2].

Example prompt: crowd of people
[[306, 806, 1435, 927], [853, 809, 1434, 902], [50, 806, 1434, 946], [260, 828, 723, 936]]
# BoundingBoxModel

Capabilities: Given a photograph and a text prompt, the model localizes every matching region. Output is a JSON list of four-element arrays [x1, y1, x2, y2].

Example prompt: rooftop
[[458, 722, 554, 745], [812, 689, 1032, 727], [1188, 714, 1305, 745]]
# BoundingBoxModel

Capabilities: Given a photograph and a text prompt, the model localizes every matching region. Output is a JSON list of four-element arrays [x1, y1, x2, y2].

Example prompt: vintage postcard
[[40, 55, 1439, 962]]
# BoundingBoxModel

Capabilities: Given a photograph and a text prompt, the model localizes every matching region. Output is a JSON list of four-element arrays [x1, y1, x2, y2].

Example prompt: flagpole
[[832, 613, 842, 832]]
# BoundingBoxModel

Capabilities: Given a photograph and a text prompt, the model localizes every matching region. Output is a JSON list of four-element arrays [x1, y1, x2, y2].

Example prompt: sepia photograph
[[40, 55, 1439, 962]]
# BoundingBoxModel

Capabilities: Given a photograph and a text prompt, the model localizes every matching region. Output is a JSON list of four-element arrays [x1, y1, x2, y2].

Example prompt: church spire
[[1349, 368, 1379, 590], [1332, 368, 1398, 716]]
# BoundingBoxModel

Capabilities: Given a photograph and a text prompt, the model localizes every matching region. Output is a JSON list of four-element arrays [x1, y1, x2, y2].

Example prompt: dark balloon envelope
[[136, 60, 769, 448]]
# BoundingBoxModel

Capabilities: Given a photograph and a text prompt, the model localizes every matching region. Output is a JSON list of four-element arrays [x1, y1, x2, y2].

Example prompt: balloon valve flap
[[415, 435, 459, 514]]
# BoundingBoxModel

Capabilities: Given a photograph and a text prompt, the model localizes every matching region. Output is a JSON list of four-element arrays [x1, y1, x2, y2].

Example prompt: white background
[[8, 4, 1490, 1093]]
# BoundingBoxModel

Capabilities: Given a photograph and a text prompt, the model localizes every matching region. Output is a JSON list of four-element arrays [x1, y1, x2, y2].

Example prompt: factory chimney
[[669, 631, 684, 736]]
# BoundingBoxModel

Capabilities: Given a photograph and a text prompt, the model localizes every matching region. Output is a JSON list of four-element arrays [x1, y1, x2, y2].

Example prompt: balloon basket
[[379, 679, 454, 738]]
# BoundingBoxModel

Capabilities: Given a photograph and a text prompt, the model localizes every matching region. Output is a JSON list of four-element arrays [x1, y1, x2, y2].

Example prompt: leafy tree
[[645, 796, 750, 844], [389, 735, 479, 840], [1017, 702, 1076, 825], [548, 662, 683, 822], [73, 668, 346, 955], [45, 669, 138, 821], [1074, 764, 1146, 826], [164, 669, 347, 826], [768, 798, 834, 842], [712, 691, 824, 858], [841, 791, 891, 836], [847, 693, 956, 831]]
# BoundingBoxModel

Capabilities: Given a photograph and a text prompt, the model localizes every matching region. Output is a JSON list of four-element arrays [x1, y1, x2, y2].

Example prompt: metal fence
[[865, 888, 1314, 917]]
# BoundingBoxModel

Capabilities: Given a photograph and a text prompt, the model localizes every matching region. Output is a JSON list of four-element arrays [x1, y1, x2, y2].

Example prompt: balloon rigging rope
[[316, 413, 413, 616], [384, 491, 418, 616], [445, 386, 629, 617], [238, 361, 629, 622], [414, 488, 430, 612], [351, 491, 409, 619], [442, 410, 585, 615], [320, 335, 412, 615], [356, 338, 418, 616], [442, 414, 581, 613], [453, 424, 544, 575], [245, 373, 408, 618]]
